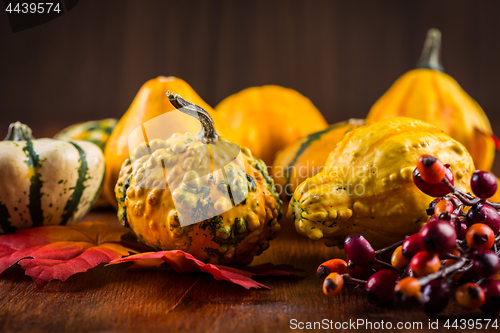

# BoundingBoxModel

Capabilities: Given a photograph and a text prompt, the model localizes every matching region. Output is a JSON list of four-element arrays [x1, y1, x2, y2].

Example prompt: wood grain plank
[[0, 211, 496, 332]]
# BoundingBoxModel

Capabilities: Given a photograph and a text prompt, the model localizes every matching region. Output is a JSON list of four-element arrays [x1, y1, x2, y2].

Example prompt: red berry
[[403, 264, 416, 278], [417, 154, 445, 184], [466, 204, 500, 234], [316, 259, 349, 279], [419, 219, 457, 254], [344, 235, 375, 267], [365, 270, 400, 305], [479, 279, 500, 316], [457, 266, 480, 284], [413, 167, 454, 197], [402, 234, 424, 261], [428, 213, 461, 236], [455, 283, 485, 309], [458, 222, 468, 240], [420, 280, 450, 317], [466, 223, 495, 250], [410, 251, 441, 277], [349, 265, 379, 280], [472, 250, 500, 278], [449, 214, 463, 236], [471, 171, 498, 199]]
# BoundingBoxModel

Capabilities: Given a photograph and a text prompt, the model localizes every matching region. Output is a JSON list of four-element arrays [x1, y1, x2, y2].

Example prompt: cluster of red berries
[[318, 154, 500, 317]]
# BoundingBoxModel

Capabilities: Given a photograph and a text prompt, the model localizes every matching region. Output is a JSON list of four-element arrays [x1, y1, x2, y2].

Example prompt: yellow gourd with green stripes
[[54, 118, 117, 150], [272, 119, 366, 201]]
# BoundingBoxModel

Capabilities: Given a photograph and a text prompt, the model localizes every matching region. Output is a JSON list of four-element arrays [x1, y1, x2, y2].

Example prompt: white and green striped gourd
[[0, 122, 105, 233]]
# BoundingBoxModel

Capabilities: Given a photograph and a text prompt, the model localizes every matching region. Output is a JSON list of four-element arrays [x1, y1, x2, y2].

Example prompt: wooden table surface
[[0, 210, 497, 333]]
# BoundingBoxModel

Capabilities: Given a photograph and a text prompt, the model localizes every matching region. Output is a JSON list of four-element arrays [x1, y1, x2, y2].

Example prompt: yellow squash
[[104, 76, 238, 209], [215, 85, 328, 165], [367, 28, 495, 171], [272, 119, 366, 201], [115, 94, 282, 265], [288, 117, 475, 249]]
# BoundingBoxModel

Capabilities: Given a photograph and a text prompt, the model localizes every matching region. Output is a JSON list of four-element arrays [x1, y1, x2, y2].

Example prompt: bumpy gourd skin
[[288, 117, 475, 249], [116, 133, 282, 266], [105, 76, 238, 209]]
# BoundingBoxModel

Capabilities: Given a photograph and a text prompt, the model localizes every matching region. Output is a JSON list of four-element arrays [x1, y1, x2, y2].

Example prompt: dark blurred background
[[1, 0, 500, 169]]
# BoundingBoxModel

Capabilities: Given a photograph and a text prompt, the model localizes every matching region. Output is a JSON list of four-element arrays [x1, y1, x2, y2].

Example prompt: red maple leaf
[[109, 251, 305, 289], [0, 222, 304, 290], [0, 222, 141, 288]]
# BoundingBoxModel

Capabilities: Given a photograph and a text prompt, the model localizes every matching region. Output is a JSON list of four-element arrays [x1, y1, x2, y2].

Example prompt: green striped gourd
[[272, 119, 366, 201], [54, 118, 117, 207], [0, 122, 105, 233], [54, 118, 117, 150]]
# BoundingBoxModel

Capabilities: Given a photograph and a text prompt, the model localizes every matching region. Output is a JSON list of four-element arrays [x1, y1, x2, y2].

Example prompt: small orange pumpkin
[[215, 85, 328, 165]]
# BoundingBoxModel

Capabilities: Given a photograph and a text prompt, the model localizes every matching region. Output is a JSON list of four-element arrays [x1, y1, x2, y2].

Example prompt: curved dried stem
[[167, 91, 219, 143]]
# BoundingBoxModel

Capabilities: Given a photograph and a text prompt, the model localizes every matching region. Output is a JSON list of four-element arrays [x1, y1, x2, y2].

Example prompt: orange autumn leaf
[[0, 222, 141, 288]]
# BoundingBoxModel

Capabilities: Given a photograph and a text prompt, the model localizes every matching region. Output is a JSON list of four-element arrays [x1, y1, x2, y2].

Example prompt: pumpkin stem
[[166, 91, 219, 143], [4, 121, 35, 141], [416, 28, 444, 72]]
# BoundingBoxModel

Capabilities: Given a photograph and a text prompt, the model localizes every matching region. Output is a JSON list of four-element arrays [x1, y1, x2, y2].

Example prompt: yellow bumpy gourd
[[288, 117, 475, 249], [115, 94, 282, 265]]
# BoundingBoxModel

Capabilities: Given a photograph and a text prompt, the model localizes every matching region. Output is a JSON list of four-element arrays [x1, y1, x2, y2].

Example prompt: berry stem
[[417, 257, 467, 286], [454, 261, 473, 275], [442, 176, 500, 209], [373, 258, 399, 271], [374, 239, 406, 256], [441, 252, 461, 261], [342, 274, 367, 287], [444, 261, 472, 285]]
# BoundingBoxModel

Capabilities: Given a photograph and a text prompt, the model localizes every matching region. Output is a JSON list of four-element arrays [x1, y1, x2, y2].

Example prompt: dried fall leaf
[[109, 250, 305, 290], [0, 222, 140, 288]]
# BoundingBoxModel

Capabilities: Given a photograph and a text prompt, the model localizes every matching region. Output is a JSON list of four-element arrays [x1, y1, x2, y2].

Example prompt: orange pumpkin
[[215, 85, 328, 165]]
